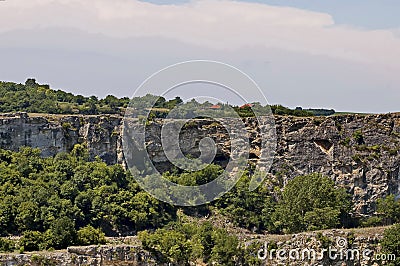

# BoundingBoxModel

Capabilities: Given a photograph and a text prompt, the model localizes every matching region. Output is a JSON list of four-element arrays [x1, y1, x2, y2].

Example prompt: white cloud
[[0, 0, 399, 112], [1, 0, 399, 70]]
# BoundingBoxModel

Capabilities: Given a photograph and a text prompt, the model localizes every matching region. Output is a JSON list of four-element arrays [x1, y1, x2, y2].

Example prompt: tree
[[71, 144, 89, 161], [139, 228, 193, 264], [103, 95, 120, 110], [377, 195, 400, 225], [210, 228, 240, 266], [0, 238, 14, 252], [380, 223, 400, 266], [215, 172, 276, 233], [139, 220, 242, 265], [76, 225, 106, 246], [273, 173, 351, 233], [25, 78, 37, 87], [45, 217, 76, 249], [20, 231, 44, 251], [15, 201, 41, 231]]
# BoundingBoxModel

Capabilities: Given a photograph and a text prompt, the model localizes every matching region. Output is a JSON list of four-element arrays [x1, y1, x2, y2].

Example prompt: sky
[[0, 0, 399, 113]]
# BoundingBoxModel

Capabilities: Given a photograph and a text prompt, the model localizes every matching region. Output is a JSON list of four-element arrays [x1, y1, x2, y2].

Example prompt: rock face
[[0, 245, 158, 266], [251, 227, 387, 266], [0, 113, 123, 165], [0, 112, 400, 216]]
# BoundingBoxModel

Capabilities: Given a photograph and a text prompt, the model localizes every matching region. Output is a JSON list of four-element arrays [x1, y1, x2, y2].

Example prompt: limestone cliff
[[1, 112, 399, 216]]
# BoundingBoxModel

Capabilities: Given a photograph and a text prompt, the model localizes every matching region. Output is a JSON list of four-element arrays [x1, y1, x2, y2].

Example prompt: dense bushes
[[139, 219, 246, 266], [271, 105, 314, 117], [0, 238, 14, 252], [76, 225, 106, 246], [215, 173, 276, 233], [380, 223, 400, 266], [18, 225, 106, 252], [360, 195, 400, 227], [19, 231, 45, 251], [216, 173, 353, 234], [0, 144, 357, 253], [0, 145, 175, 251], [0, 80, 129, 115], [0, 80, 318, 117]]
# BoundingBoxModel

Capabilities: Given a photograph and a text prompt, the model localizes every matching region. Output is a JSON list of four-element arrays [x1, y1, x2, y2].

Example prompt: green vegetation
[[0, 145, 357, 253], [139, 219, 244, 265], [377, 195, 400, 225], [0, 79, 130, 115], [272, 173, 351, 233], [0, 145, 175, 251], [215, 173, 276, 233], [270, 105, 314, 117], [340, 137, 351, 147], [353, 130, 364, 145], [76, 225, 106, 246], [316, 232, 332, 249], [380, 223, 400, 266], [360, 194, 400, 227], [0, 79, 324, 117], [304, 108, 335, 116], [0, 238, 14, 252]]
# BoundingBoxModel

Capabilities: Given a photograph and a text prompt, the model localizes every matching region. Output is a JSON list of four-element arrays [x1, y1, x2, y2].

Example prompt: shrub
[[139, 221, 242, 265], [76, 226, 106, 246], [380, 223, 400, 266], [210, 228, 240, 266], [353, 130, 364, 145], [45, 217, 77, 250], [19, 231, 43, 251], [316, 232, 332, 249], [377, 195, 400, 225], [0, 238, 15, 252], [360, 216, 383, 228]]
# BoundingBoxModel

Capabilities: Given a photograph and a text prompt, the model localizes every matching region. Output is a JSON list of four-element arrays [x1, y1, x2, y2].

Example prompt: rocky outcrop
[[272, 114, 400, 217], [0, 112, 400, 216], [0, 245, 158, 266], [0, 228, 390, 266], [0, 113, 123, 165], [248, 227, 388, 266]]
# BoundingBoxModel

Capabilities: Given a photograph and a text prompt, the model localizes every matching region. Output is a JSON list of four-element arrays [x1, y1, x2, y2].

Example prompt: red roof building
[[209, 105, 221, 109], [240, 103, 254, 109]]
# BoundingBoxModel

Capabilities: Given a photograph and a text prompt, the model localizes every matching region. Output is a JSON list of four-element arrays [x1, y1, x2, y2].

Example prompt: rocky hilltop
[[0, 227, 388, 266], [0, 112, 399, 216]]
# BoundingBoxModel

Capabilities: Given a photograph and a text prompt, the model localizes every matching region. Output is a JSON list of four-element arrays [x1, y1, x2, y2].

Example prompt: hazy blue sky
[[0, 0, 399, 112], [144, 0, 400, 29]]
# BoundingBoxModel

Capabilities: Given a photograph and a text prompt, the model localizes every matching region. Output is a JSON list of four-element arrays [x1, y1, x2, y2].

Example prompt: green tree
[[25, 78, 38, 87], [20, 231, 44, 251], [0, 238, 15, 252], [15, 201, 41, 231], [273, 173, 351, 233], [377, 195, 400, 225], [380, 223, 400, 266], [210, 228, 240, 266], [139, 229, 193, 264], [215, 172, 276, 233], [76, 225, 106, 246], [45, 217, 76, 249], [139, 220, 242, 265]]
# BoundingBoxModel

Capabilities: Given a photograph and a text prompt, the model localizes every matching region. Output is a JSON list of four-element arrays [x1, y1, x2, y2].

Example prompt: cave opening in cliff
[[313, 139, 333, 152]]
